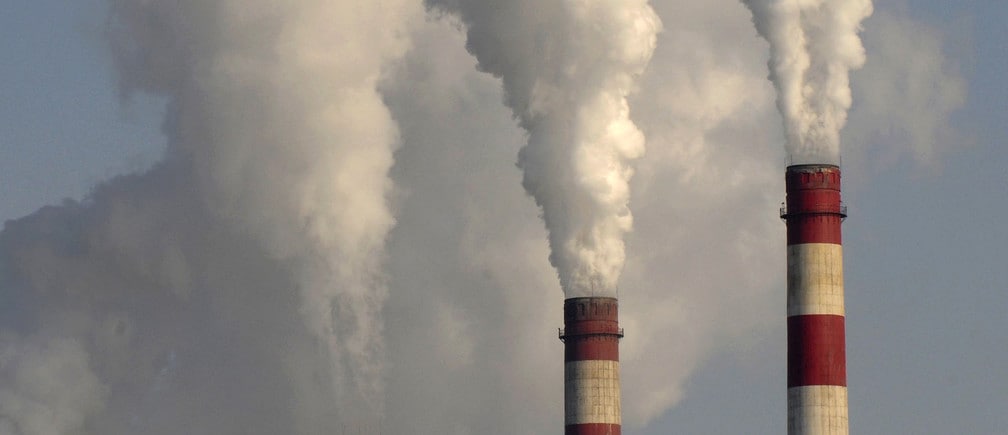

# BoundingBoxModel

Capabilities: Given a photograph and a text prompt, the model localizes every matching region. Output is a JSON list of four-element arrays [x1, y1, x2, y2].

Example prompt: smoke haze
[[0, 1, 964, 433]]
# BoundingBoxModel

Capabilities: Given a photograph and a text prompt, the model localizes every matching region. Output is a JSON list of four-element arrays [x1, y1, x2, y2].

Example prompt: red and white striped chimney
[[781, 164, 848, 434], [560, 297, 622, 435]]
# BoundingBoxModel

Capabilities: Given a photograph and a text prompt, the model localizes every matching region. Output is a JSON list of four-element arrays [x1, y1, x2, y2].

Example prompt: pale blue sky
[[1, 1, 1005, 433], [1, 0, 164, 223]]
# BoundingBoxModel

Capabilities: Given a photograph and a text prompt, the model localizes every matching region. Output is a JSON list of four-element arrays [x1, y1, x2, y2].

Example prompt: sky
[[0, 1, 1006, 434]]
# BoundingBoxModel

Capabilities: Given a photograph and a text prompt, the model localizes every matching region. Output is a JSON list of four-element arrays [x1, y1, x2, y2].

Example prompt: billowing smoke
[[426, 0, 662, 296], [742, 0, 873, 164], [105, 0, 421, 423]]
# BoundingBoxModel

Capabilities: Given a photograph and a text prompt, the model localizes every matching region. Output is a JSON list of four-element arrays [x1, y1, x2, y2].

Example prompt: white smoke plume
[[742, 0, 874, 164], [105, 0, 420, 426], [426, 0, 662, 296]]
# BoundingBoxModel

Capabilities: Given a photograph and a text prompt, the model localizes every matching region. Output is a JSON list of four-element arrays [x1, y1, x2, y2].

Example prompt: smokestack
[[781, 164, 848, 434], [560, 297, 623, 434]]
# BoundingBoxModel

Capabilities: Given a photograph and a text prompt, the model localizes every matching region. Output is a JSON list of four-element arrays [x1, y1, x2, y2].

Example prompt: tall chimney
[[560, 297, 623, 434], [781, 164, 848, 434]]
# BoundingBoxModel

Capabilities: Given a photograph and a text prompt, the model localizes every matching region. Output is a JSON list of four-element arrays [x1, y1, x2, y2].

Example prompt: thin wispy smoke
[[844, 9, 968, 171], [426, 0, 662, 297], [742, 0, 873, 164]]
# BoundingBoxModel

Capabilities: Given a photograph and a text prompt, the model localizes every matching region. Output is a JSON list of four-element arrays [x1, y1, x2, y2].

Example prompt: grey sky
[[1, 1, 1005, 434]]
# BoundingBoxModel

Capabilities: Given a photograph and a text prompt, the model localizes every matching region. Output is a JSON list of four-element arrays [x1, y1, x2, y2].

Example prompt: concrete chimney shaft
[[560, 297, 622, 435], [782, 164, 849, 434]]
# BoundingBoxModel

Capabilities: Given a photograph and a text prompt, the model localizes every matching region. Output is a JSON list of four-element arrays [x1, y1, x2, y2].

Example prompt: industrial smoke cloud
[[0, 0, 964, 433], [743, 0, 873, 164], [106, 0, 421, 426], [427, 0, 662, 297]]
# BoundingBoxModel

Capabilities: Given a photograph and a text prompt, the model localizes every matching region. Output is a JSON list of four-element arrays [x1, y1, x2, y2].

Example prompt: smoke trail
[[425, 0, 662, 297], [742, 0, 873, 164], [107, 0, 418, 422]]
